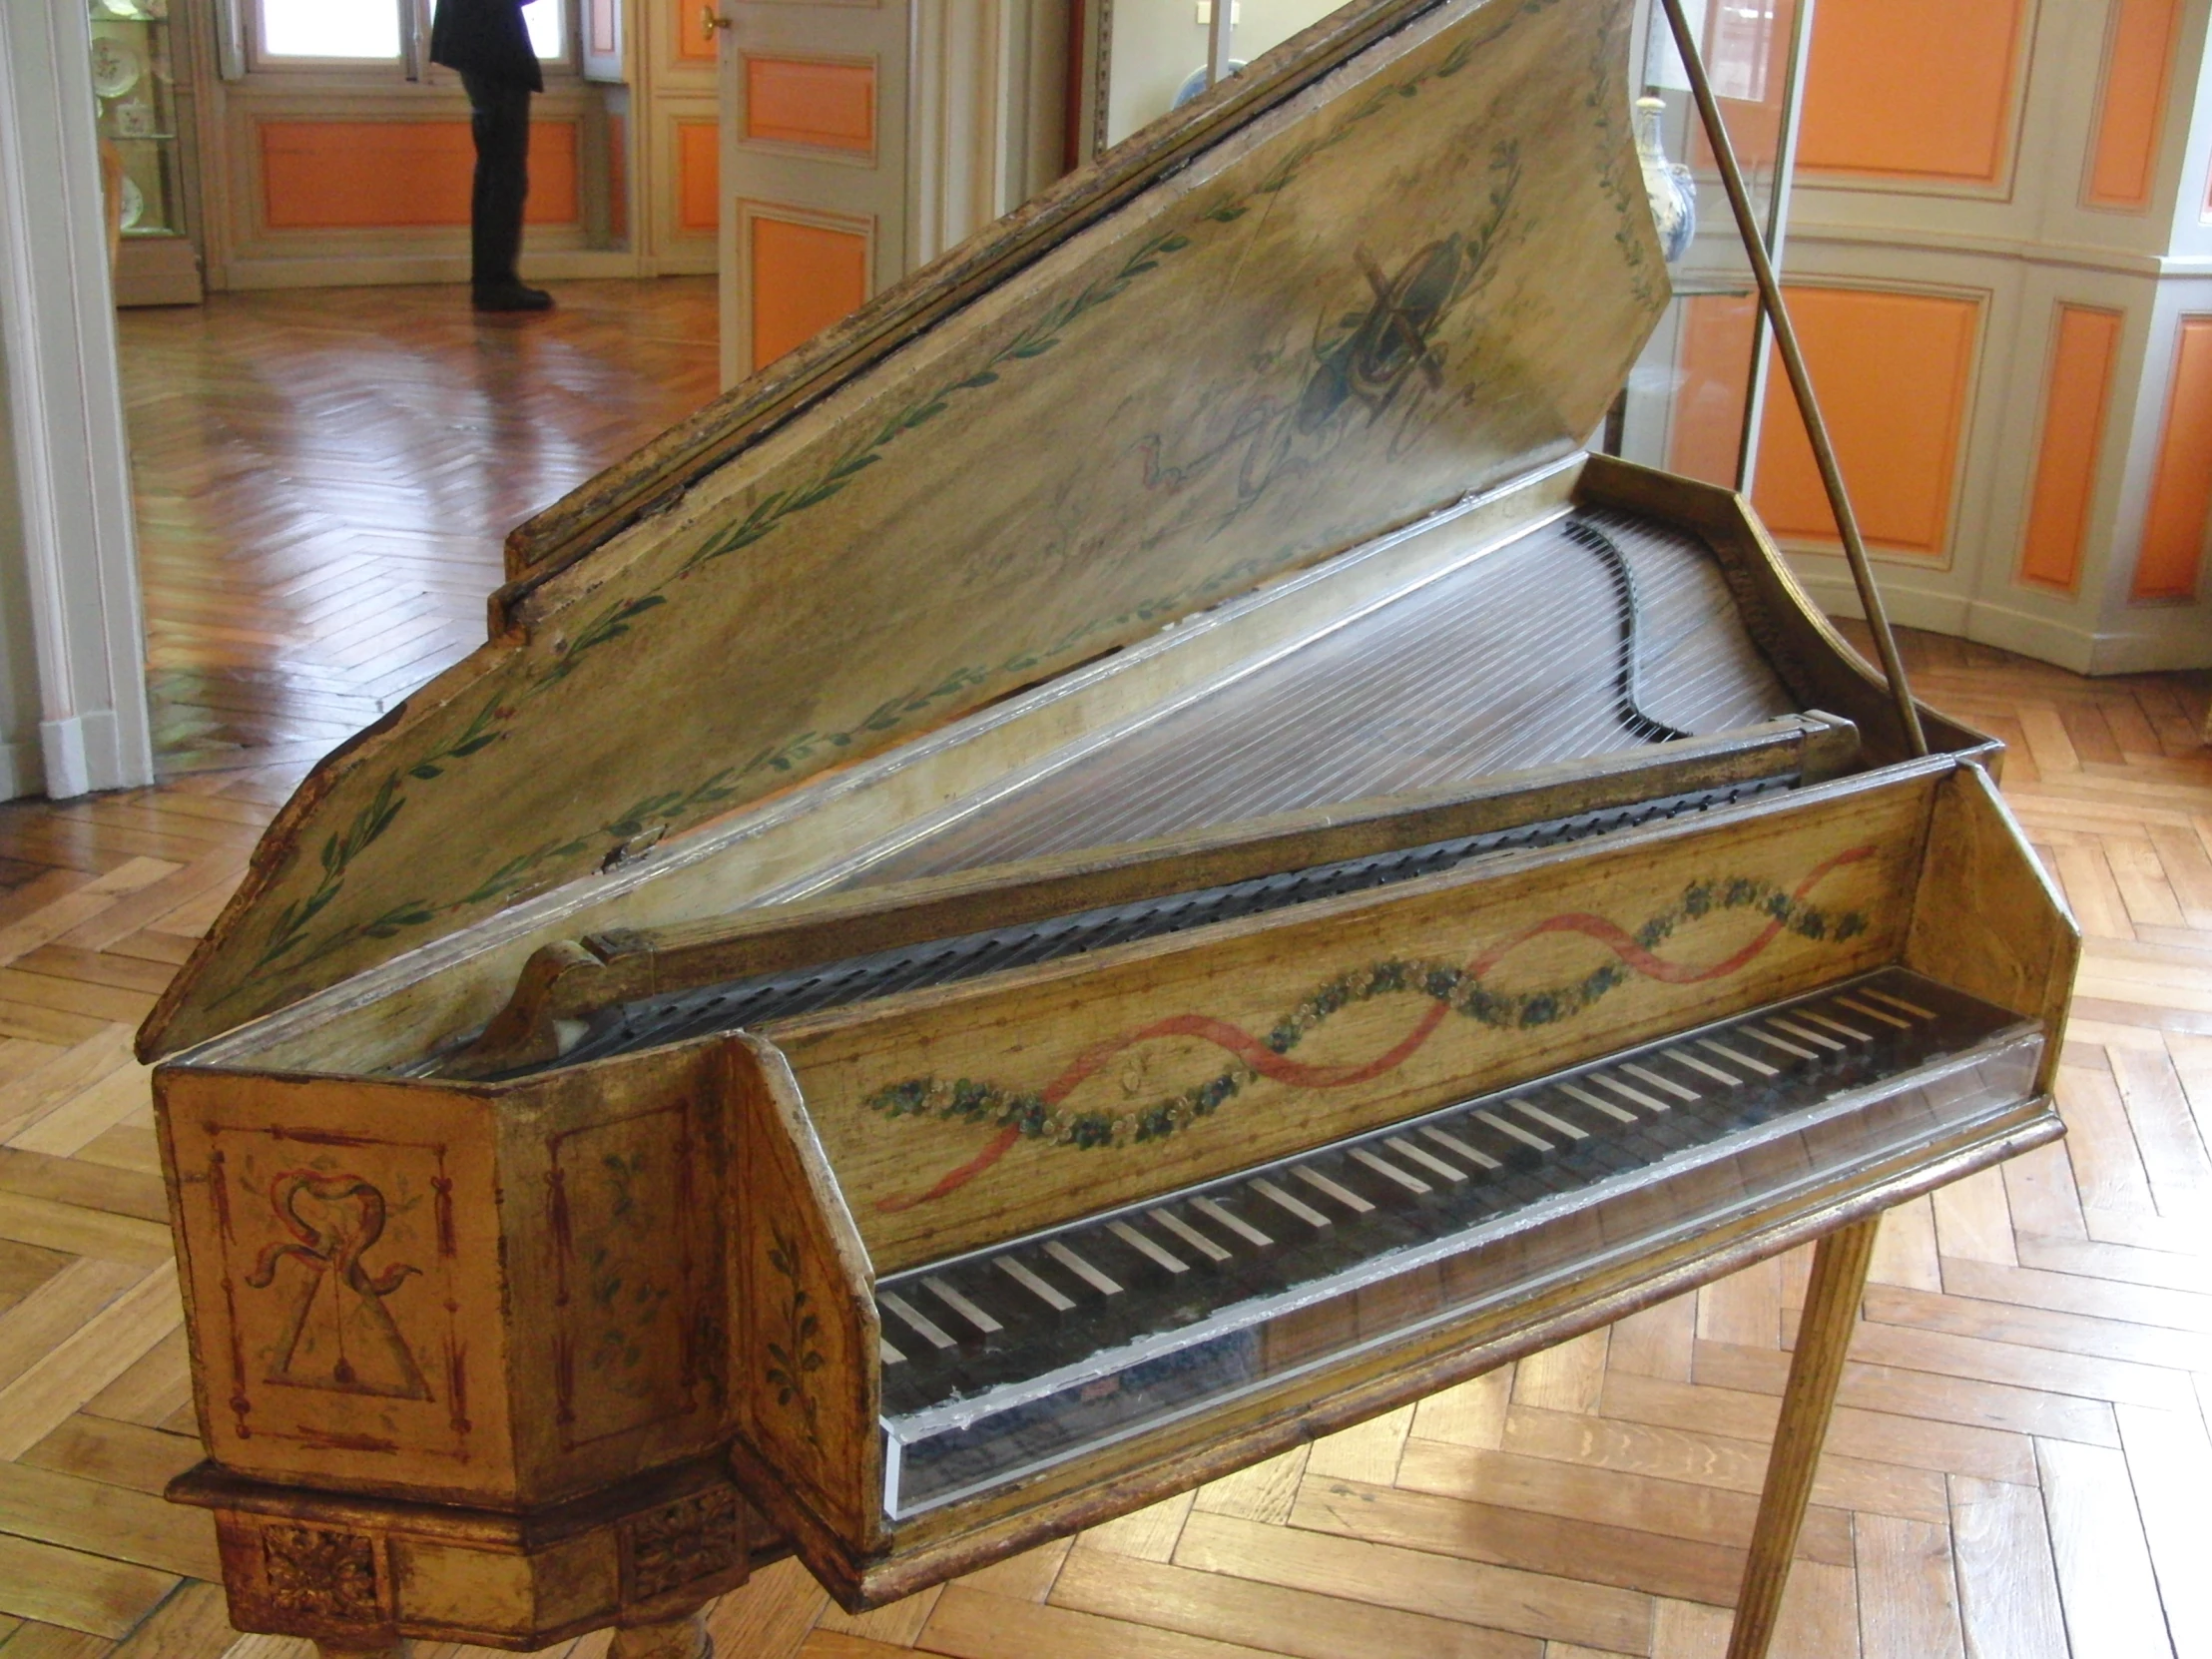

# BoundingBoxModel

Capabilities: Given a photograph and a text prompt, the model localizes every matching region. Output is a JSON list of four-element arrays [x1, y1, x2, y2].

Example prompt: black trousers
[[460, 72, 532, 288]]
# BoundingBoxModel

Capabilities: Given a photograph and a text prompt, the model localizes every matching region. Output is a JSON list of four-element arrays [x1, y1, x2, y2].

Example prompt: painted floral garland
[[861, 869, 1867, 1201]]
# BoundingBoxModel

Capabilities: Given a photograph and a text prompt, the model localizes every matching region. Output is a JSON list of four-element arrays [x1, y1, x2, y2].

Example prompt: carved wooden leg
[[1725, 1216, 1879, 1659], [610, 1605, 714, 1659]]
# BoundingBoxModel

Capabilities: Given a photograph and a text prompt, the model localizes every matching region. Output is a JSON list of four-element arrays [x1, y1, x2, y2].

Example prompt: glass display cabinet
[[1612, 0, 1812, 490], [90, 0, 206, 305]]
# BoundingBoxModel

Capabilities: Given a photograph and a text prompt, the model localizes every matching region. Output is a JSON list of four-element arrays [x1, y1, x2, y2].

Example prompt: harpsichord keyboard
[[871, 966, 2038, 1516]]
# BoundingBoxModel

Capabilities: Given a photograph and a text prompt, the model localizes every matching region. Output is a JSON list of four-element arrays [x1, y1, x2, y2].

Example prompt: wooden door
[[712, 0, 908, 385]]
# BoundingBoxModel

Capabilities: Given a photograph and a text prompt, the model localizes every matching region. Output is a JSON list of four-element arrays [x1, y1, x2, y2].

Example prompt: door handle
[[701, 5, 732, 38]]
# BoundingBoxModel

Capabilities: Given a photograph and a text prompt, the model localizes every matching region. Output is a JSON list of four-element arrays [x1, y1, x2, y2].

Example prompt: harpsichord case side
[[139, 0, 2075, 1644]]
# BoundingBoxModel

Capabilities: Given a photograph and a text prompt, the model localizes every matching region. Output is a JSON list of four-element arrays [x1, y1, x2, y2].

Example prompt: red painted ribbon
[[876, 844, 1874, 1212]]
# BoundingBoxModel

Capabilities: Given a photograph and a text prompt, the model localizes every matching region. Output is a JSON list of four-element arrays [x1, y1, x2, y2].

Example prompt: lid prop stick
[[1654, 0, 1929, 759]]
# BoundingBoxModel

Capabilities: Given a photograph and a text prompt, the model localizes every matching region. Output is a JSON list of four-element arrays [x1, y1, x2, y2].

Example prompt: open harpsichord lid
[[140, 0, 1670, 1060]]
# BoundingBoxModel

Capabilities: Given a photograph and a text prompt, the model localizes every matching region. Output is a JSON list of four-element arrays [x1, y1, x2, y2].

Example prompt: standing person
[[429, 0, 554, 312]]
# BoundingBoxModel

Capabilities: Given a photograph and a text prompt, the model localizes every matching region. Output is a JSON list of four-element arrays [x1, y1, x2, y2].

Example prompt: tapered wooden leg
[[1725, 1216, 1880, 1659], [610, 1605, 714, 1659]]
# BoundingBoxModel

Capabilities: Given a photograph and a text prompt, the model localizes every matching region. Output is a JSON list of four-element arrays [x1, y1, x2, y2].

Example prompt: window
[[250, 0, 566, 67], [259, 0, 401, 60], [523, 0, 563, 62]]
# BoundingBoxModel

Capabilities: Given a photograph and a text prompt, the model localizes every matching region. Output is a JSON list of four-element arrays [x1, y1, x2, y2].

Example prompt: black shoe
[[473, 282, 554, 313]]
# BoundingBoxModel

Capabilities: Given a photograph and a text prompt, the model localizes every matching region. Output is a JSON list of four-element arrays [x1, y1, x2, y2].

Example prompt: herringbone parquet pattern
[[3, 281, 2206, 1659], [120, 280, 720, 775]]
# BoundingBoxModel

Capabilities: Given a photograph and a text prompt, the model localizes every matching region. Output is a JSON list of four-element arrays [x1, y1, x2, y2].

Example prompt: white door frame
[[0, 0, 157, 799]]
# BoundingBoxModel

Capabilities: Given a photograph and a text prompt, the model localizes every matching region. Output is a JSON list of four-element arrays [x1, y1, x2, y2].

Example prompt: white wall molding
[[0, 0, 156, 799], [1784, 222, 2212, 280], [910, 0, 1065, 267]]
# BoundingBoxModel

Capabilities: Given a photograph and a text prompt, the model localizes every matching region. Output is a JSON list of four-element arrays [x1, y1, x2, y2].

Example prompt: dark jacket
[[429, 0, 543, 92]]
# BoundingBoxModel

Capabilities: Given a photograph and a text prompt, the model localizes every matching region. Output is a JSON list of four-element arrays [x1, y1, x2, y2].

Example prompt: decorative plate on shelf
[[91, 36, 143, 99], [118, 174, 145, 232], [1172, 60, 1248, 108]]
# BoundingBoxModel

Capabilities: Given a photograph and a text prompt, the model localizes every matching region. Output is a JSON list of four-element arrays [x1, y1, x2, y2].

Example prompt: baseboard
[[2078, 629, 2212, 676], [216, 249, 659, 291], [38, 709, 139, 800], [1789, 566, 1970, 636], [40, 716, 87, 800], [1791, 568, 2212, 678]]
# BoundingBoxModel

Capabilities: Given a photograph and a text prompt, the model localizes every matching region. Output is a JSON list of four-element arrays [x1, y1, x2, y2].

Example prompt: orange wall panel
[[1797, 0, 2024, 184], [1751, 286, 1980, 556], [677, 0, 717, 62], [262, 121, 578, 230], [677, 120, 719, 233], [2133, 317, 2212, 601], [745, 57, 875, 154], [2018, 306, 2122, 593], [1667, 294, 1758, 487], [2087, 0, 2181, 209], [751, 215, 867, 367]]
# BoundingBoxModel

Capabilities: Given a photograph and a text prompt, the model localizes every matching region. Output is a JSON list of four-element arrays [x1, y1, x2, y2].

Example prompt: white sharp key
[[879, 1291, 956, 1350], [1770, 1014, 1845, 1052], [1388, 1135, 1466, 1182], [1150, 1207, 1232, 1262], [1624, 1060, 1700, 1101], [1423, 1124, 1502, 1170], [1511, 1098, 1587, 1141], [1253, 1177, 1332, 1228], [998, 1255, 1075, 1312], [1836, 993, 1912, 1030], [1476, 1107, 1552, 1152], [1294, 1164, 1376, 1213], [1862, 986, 1936, 1020], [1699, 1037, 1777, 1078], [1800, 1009, 1873, 1042], [1749, 1024, 1820, 1061], [1194, 1196, 1274, 1247], [1045, 1240, 1123, 1296], [924, 1275, 1001, 1335], [1669, 1045, 1741, 1085], [1109, 1220, 1188, 1275], [1585, 1073, 1666, 1115], [1558, 1079, 1639, 1122], [1352, 1146, 1430, 1194], [878, 1336, 906, 1366]]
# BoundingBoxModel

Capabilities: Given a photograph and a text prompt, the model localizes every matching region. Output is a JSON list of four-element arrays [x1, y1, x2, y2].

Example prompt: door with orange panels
[[710, 0, 907, 385]]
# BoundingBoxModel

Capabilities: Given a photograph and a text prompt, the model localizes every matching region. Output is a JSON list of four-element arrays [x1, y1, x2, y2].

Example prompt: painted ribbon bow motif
[[246, 1170, 431, 1399]]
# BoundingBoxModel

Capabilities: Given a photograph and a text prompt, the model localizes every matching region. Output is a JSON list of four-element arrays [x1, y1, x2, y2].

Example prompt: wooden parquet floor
[[6, 281, 2207, 1657], [118, 279, 720, 775]]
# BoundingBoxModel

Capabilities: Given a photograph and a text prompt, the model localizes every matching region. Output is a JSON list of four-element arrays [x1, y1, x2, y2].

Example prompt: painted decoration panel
[[733, 1045, 881, 1543], [547, 1101, 714, 1447], [776, 783, 1933, 1270], [499, 1049, 738, 1498], [161, 1073, 515, 1499], [150, 0, 1665, 1055]]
